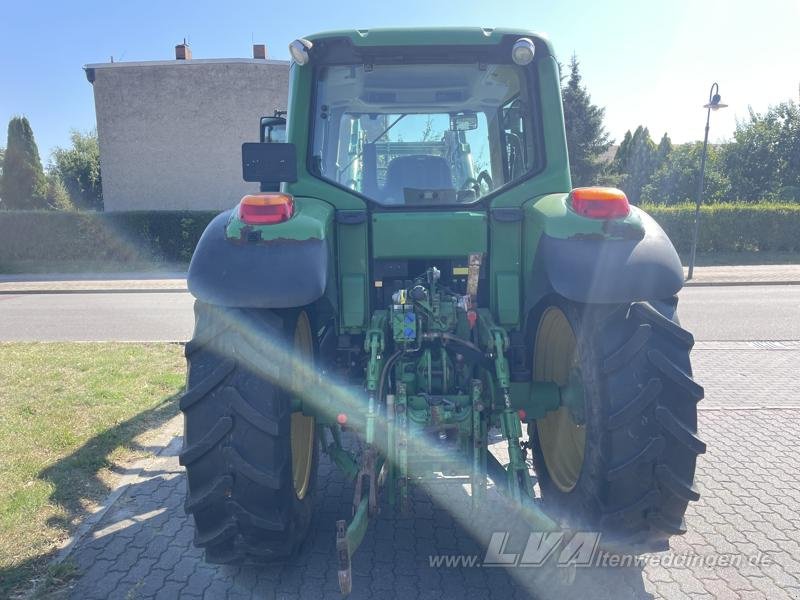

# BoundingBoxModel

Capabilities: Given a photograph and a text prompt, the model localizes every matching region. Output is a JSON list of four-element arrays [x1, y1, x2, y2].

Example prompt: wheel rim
[[290, 312, 315, 500], [534, 306, 586, 493]]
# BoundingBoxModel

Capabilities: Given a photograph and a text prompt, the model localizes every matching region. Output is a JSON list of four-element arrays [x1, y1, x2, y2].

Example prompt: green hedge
[[643, 203, 800, 253], [0, 210, 219, 266], [0, 204, 798, 271]]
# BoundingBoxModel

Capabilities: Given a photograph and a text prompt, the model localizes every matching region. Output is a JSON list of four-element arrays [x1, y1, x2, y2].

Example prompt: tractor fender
[[539, 207, 684, 304], [187, 199, 334, 308]]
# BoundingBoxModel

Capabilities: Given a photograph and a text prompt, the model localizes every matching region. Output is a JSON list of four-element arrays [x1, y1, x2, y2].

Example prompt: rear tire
[[180, 301, 319, 564], [529, 297, 705, 551]]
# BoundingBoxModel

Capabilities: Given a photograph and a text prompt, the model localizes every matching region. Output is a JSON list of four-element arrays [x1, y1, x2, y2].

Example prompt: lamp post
[[687, 83, 728, 280]]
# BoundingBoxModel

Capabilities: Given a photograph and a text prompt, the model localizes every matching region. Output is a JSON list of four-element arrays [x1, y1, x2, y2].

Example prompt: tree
[[656, 133, 672, 161], [641, 142, 730, 205], [612, 126, 669, 204], [722, 101, 800, 201], [51, 130, 103, 210], [561, 55, 612, 186], [614, 130, 633, 169], [0, 116, 48, 209], [45, 172, 74, 210]]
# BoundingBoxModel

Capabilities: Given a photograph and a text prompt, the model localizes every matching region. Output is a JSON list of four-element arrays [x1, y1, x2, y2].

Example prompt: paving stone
[[71, 569, 126, 599], [134, 568, 169, 597], [202, 578, 233, 599], [154, 579, 188, 600]]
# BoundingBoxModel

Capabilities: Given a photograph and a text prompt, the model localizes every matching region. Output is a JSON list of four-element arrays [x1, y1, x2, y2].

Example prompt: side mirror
[[260, 116, 287, 143], [450, 112, 478, 131], [242, 143, 297, 183]]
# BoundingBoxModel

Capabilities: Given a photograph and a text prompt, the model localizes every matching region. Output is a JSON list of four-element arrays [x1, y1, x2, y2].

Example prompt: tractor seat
[[382, 155, 454, 204]]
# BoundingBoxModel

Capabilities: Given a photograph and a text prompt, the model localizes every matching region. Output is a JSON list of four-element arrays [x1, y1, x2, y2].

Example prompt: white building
[[85, 44, 289, 211]]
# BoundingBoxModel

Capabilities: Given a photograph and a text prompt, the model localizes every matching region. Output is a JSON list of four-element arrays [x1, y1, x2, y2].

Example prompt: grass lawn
[[0, 342, 185, 597]]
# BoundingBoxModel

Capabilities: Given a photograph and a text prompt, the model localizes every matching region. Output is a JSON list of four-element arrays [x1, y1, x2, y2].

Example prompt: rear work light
[[238, 193, 294, 225], [570, 187, 630, 219]]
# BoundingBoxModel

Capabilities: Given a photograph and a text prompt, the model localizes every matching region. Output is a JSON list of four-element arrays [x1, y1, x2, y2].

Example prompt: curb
[[2, 282, 799, 294], [699, 405, 800, 411], [683, 280, 800, 287], [0, 287, 188, 295]]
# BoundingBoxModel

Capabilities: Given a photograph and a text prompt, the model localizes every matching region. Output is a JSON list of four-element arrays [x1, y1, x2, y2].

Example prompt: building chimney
[[175, 40, 192, 60], [253, 44, 267, 60]]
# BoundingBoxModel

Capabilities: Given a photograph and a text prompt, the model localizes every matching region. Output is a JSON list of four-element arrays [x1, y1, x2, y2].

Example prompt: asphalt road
[[0, 285, 798, 342], [0, 292, 194, 342], [679, 285, 800, 340]]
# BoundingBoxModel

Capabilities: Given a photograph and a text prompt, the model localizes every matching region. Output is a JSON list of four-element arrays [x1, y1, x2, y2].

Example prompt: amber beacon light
[[238, 193, 295, 225], [569, 187, 630, 219]]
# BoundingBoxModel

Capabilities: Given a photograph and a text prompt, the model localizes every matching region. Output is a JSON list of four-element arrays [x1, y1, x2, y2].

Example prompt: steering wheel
[[462, 171, 494, 196], [476, 170, 493, 192], [462, 177, 480, 192]]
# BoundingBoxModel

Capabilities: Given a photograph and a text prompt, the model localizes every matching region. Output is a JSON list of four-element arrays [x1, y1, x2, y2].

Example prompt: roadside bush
[[0, 204, 798, 272], [0, 210, 219, 267], [643, 203, 800, 254]]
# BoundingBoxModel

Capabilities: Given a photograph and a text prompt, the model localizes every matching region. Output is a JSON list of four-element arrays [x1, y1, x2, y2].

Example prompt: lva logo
[[483, 531, 602, 567]]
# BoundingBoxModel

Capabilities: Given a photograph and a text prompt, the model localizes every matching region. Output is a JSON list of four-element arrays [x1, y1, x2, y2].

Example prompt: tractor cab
[[241, 30, 561, 213]]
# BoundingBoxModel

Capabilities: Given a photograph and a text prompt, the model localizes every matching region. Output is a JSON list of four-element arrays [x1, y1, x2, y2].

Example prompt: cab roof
[[303, 27, 554, 56]]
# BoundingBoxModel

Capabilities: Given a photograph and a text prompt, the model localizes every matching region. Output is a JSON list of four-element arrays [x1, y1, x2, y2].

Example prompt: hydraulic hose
[[421, 332, 492, 370], [376, 349, 405, 407]]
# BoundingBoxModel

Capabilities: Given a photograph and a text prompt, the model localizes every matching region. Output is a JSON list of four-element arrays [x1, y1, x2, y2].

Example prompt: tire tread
[[181, 301, 316, 565], [531, 299, 704, 551]]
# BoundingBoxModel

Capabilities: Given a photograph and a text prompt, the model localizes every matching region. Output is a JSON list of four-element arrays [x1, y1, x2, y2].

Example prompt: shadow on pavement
[[58, 430, 651, 600], [0, 395, 180, 597]]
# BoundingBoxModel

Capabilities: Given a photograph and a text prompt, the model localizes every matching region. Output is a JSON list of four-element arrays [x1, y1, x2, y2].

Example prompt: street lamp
[[687, 82, 728, 280]]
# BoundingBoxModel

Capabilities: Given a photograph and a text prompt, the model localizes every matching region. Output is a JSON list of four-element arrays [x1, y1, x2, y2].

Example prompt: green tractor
[[181, 28, 704, 593]]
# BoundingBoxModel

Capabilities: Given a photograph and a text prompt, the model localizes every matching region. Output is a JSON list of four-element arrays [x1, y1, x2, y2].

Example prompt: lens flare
[[197, 306, 597, 597]]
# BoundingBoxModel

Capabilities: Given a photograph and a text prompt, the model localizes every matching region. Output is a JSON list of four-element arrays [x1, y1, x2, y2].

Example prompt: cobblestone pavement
[[693, 342, 800, 408], [62, 348, 800, 599]]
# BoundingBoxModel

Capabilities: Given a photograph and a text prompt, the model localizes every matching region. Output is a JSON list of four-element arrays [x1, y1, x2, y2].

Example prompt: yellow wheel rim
[[290, 312, 315, 500], [534, 307, 586, 493]]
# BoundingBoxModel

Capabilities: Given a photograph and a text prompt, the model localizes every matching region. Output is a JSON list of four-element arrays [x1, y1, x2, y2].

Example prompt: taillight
[[570, 187, 630, 219], [238, 193, 294, 225]]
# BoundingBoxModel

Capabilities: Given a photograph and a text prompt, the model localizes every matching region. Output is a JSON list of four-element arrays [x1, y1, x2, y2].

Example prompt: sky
[[1, 0, 798, 162]]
